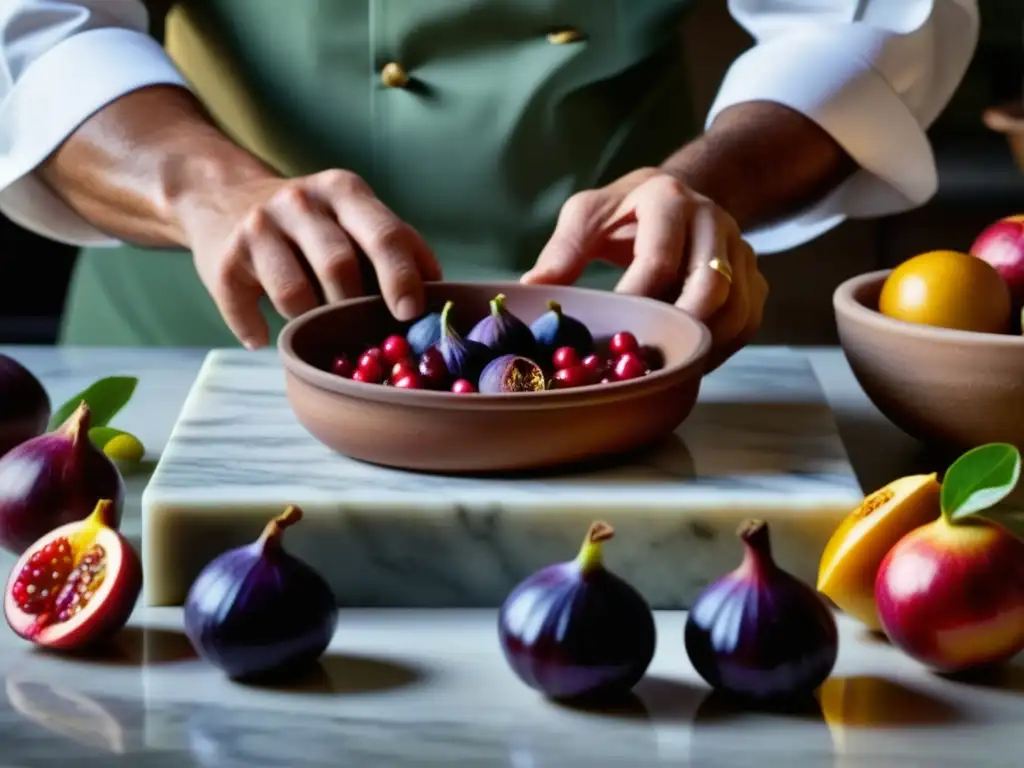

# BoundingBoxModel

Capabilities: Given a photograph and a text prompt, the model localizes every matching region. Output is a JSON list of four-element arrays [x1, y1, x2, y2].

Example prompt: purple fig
[[478, 354, 546, 393], [467, 294, 537, 358], [435, 301, 497, 382], [529, 300, 594, 360]]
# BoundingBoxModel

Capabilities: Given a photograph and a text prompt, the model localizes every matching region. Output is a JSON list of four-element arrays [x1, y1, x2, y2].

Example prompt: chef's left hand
[[521, 167, 768, 371]]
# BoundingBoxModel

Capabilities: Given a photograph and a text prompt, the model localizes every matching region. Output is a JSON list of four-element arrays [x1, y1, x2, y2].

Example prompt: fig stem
[[546, 300, 562, 315], [737, 519, 774, 573], [258, 505, 304, 549], [440, 301, 455, 337], [577, 520, 614, 573], [61, 401, 92, 442], [70, 499, 117, 566], [491, 293, 507, 316]]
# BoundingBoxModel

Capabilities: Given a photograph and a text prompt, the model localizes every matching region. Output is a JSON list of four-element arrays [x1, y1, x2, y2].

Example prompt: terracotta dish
[[278, 282, 711, 473], [834, 270, 1024, 452], [983, 100, 1024, 170]]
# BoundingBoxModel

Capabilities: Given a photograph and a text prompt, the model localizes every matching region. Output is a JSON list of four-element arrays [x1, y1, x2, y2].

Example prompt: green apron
[[61, 0, 698, 347]]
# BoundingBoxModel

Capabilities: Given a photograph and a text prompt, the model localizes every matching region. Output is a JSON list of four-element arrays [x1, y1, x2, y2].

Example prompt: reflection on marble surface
[[0, 609, 1022, 767], [142, 347, 864, 607]]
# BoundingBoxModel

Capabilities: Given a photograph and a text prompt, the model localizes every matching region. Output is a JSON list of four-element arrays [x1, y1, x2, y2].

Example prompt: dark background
[[2, 0, 1022, 346]]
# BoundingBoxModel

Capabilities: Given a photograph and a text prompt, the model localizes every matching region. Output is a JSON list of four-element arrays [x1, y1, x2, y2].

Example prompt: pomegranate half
[[4, 499, 141, 651]]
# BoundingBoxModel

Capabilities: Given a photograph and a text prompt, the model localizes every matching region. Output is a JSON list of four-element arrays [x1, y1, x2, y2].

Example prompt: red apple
[[970, 215, 1024, 302], [875, 515, 1024, 673]]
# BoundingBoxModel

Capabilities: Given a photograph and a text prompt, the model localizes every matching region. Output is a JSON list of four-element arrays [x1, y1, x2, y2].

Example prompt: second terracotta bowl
[[834, 270, 1024, 452], [278, 282, 711, 474]]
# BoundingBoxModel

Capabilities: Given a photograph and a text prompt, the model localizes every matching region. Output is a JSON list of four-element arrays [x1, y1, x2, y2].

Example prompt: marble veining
[[140, 347, 863, 608]]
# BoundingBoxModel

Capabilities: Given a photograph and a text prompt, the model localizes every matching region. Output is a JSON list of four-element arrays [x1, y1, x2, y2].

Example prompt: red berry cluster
[[328, 330, 663, 393], [330, 335, 476, 393], [548, 332, 663, 389]]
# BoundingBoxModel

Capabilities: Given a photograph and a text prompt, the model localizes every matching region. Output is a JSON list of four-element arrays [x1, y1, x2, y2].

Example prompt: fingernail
[[396, 296, 418, 321], [241, 338, 258, 350]]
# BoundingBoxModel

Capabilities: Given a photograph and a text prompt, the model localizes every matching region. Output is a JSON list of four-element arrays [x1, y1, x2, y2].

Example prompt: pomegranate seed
[[639, 345, 664, 371], [391, 360, 417, 381], [331, 355, 354, 378], [53, 544, 107, 623], [552, 346, 580, 371], [12, 537, 74, 614], [551, 366, 590, 389], [580, 354, 605, 377], [609, 331, 638, 356], [418, 349, 448, 389], [613, 352, 647, 381], [451, 379, 476, 394], [393, 373, 423, 389], [381, 335, 412, 364]]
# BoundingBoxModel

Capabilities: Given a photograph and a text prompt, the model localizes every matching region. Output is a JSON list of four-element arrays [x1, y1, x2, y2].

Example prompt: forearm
[[38, 85, 275, 247], [662, 101, 857, 232]]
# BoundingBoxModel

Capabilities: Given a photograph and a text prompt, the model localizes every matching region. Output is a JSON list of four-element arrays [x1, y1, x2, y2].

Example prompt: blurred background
[[2, 0, 1022, 346]]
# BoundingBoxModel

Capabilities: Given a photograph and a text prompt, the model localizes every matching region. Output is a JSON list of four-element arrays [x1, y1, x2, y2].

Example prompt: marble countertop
[[0, 345, 1017, 767]]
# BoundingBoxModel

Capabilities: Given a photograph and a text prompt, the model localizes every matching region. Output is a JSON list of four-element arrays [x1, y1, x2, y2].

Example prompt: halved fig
[[4, 499, 141, 650]]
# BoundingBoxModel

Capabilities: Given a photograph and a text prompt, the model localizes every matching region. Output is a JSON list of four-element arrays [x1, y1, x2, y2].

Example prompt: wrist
[[156, 130, 277, 245]]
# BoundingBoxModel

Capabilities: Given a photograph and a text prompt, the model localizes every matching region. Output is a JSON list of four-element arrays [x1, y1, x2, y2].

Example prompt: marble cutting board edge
[[141, 347, 865, 608]]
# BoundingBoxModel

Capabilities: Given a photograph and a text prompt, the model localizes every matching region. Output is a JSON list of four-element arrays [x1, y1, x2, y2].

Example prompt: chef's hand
[[521, 167, 768, 371], [177, 170, 442, 349]]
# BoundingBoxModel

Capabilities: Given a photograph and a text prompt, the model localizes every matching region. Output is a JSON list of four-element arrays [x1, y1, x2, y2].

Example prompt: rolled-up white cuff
[[0, 27, 190, 246], [706, 29, 938, 255]]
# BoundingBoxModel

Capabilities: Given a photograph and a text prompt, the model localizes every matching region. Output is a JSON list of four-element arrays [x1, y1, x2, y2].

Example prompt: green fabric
[[61, 0, 698, 347]]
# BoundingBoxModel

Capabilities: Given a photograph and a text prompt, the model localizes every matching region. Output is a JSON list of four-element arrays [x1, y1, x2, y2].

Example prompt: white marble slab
[[1, 606, 1021, 767], [141, 347, 863, 607]]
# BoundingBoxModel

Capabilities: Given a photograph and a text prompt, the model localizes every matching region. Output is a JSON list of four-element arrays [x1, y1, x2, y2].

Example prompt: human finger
[[521, 190, 617, 285], [675, 202, 734, 321], [613, 176, 690, 297]]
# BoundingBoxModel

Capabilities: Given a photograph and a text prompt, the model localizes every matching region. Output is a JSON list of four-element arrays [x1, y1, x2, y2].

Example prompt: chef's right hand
[[176, 169, 442, 349]]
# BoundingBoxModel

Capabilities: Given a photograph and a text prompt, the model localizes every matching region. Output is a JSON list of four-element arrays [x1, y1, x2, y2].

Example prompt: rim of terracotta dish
[[278, 281, 713, 408], [834, 269, 1024, 347]]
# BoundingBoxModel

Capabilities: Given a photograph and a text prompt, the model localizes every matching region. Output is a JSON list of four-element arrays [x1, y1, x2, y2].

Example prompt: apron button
[[381, 62, 409, 88], [547, 28, 584, 44]]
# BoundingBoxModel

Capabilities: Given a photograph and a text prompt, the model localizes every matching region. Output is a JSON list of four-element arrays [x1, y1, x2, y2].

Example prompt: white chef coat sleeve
[[0, 0, 189, 246], [714, 0, 980, 255]]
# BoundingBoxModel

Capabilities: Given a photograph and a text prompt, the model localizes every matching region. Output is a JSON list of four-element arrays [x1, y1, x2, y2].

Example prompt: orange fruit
[[878, 249, 1012, 333]]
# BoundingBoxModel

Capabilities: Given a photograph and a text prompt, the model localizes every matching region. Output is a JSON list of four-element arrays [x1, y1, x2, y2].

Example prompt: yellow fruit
[[817, 473, 940, 631], [103, 433, 145, 464], [878, 249, 1012, 333]]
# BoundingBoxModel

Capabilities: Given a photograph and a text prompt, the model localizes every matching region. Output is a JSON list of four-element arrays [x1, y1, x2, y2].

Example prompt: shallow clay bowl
[[279, 282, 711, 474], [834, 270, 1024, 452]]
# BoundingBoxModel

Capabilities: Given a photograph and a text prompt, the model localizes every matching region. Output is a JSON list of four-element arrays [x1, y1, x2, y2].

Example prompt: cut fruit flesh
[[3, 504, 134, 648], [817, 473, 941, 631]]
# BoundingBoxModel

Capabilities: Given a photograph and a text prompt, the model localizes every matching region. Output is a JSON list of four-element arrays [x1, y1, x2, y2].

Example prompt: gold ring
[[707, 257, 733, 283]]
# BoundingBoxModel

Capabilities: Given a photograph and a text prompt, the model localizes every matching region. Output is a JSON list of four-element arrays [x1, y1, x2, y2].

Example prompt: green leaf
[[47, 376, 138, 431], [940, 443, 1022, 522]]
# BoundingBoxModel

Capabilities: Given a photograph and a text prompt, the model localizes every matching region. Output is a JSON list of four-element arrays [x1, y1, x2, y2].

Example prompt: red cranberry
[[393, 372, 423, 389], [639, 344, 664, 371], [551, 366, 590, 389], [355, 356, 383, 383], [552, 346, 580, 371], [608, 331, 638, 356], [451, 379, 476, 394], [358, 349, 382, 369], [580, 354, 605, 378], [331, 355, 354, 378], [381, 334, 412, 364], [418, 348, 448, 388], [613, 352, 646, 381], [352, 365, 382, 384], [391, 359, 417, 381]]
